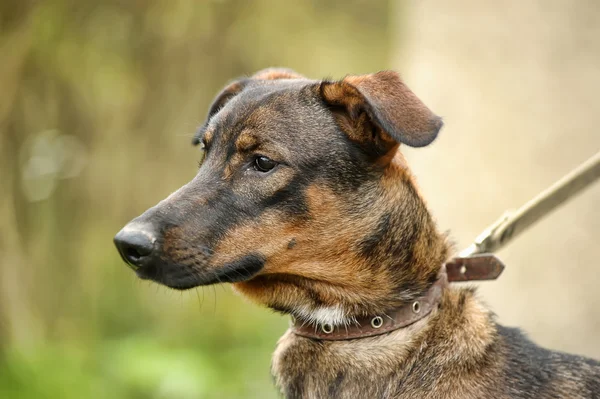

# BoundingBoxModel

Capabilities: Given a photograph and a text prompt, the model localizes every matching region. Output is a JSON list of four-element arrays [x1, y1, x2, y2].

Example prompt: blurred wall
[[395, 0, 600, 357]]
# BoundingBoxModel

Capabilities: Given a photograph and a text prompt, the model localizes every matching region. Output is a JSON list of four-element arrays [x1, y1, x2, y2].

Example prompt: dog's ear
[[193, 68, 304, 145], [192, 78, 249, 145], [319, 71, 442, 150]]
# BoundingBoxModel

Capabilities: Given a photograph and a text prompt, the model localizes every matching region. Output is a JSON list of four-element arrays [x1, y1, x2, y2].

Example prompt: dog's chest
[[271, 330, 432, 399], [270, 327, 502, 399], [272, 341, 394, 398]]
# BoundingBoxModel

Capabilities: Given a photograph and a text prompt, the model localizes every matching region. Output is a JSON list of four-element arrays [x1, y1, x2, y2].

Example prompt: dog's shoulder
[[405, 287, 600, 398], [495, 324, 600, 398]]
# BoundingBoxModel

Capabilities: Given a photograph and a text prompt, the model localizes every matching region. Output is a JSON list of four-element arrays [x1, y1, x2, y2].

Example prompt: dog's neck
[[291, 156, 450, 327], [291, 269, 448, 340]]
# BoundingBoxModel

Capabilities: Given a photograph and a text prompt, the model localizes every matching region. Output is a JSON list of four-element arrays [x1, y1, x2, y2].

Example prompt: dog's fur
[[116, 68, 600, 398]]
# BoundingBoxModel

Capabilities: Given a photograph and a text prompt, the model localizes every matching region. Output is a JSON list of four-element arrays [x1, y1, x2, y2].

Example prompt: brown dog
[[114, 68, 600, 398]]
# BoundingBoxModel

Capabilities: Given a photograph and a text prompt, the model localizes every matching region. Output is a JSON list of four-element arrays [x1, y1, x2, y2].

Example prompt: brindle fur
[[117, 68, 600, 398]]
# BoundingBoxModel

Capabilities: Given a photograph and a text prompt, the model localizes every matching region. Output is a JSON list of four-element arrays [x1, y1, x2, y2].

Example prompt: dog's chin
[[135, 253, 266, 290], [162, 278, 204, 291], [133, 263, 195, 290]]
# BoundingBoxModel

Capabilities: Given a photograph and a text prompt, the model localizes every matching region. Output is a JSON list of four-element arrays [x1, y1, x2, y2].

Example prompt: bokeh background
[[0, 1, 598, 398]]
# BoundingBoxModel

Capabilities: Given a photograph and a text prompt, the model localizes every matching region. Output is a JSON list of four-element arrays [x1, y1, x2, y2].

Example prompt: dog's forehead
[[228, 79, 314, 118], [206, 78, 324, 144]]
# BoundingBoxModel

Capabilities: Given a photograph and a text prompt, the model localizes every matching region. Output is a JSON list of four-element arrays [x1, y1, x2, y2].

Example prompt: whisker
[[194, 287, 202, 311], [175, 132, 198, 138], [211, 284, 217, 315]]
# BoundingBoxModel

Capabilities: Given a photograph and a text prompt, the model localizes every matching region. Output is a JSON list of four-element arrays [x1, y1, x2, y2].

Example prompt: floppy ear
[[193, 68, 304, 145], [319, 71, 442, 149]]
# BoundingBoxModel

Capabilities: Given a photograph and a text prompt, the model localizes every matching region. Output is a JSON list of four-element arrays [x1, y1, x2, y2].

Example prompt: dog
[[114, 68, 600, 398]]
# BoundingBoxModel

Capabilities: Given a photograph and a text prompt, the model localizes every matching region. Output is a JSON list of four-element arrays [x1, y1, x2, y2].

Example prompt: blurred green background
[[1, 1, 599, 398], [0, 1, 392, 398]]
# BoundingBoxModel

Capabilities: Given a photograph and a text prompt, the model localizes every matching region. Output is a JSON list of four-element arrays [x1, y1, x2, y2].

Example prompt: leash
[[292, 151, 600, 340], [460, 151, 600, 257]]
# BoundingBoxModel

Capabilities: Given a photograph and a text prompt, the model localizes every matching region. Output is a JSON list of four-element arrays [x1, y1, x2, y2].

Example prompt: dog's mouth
[[129, 253, 266, 290]]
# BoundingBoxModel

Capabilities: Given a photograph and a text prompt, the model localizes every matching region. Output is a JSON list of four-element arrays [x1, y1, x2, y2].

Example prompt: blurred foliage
[[0, 0, 394, 397]]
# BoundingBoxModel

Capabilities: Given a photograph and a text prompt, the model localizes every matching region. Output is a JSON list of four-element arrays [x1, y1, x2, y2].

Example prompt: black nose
[[114, 227, 157, 270]]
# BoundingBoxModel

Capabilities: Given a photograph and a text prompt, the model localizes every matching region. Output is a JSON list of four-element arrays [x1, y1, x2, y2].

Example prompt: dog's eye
[[254, 156, 277, 172]]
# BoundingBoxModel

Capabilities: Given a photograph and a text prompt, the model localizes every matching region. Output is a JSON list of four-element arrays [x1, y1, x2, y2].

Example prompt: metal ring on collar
[[371, 316, 384, 329], [321, 323, 334, 334], [412, 301, 421, 314]]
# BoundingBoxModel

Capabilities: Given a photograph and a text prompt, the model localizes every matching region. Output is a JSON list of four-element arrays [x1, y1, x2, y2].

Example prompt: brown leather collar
[[291, 254, 504, 341]]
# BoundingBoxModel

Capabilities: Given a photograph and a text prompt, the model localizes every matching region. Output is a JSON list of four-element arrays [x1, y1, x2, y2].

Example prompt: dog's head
[[115, 68, 448, 322]]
